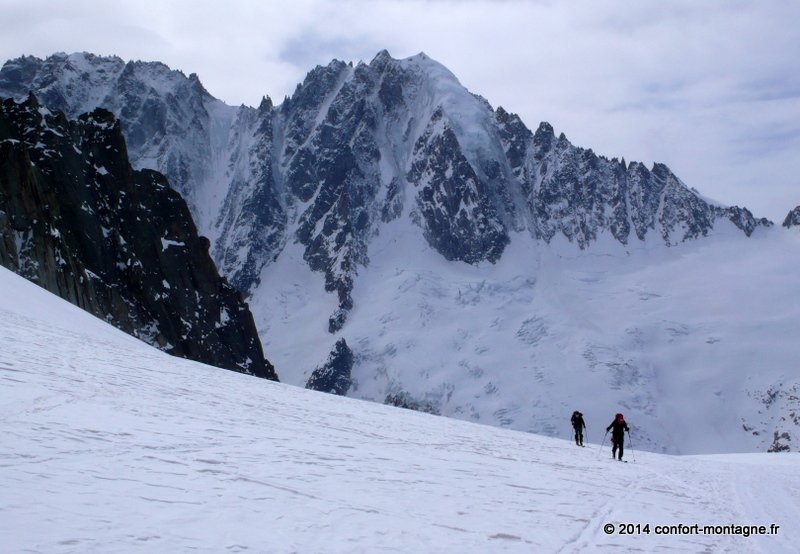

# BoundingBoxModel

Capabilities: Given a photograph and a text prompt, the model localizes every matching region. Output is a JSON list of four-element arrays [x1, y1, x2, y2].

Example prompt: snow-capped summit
[[0, 52, 769, 309]]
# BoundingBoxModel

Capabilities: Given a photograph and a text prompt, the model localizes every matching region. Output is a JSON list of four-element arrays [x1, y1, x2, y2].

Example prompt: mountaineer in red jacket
[[606, 413, 630, 461]]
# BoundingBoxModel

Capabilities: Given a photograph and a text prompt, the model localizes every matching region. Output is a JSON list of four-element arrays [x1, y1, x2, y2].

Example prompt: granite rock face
[[305, 338, 354, 396], [498, 117, 771, 247], [0, 94, 277, 380]]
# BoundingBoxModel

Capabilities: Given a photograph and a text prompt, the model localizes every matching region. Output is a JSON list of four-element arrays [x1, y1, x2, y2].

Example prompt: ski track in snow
[[1, 266, 799, 553]]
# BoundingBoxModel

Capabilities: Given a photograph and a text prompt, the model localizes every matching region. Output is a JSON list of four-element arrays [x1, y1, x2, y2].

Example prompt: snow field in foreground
[[1, 266, 799, 553]]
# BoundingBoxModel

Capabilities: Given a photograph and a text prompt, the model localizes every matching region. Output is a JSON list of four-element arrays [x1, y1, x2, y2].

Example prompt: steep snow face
[[2, 264, 800, 553]]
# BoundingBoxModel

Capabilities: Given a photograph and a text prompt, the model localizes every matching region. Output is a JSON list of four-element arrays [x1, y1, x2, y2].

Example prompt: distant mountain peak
[[0, 49, 772, 325], [371, 49, 393, 65]]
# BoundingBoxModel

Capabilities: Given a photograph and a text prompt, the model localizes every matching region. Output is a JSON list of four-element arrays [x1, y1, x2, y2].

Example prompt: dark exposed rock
[[214, 98, 287, 295], [0, 94, 277, 380], [384, 392, 440, 415], [768, 432, 791, 452], [408, 107, 509, 263], [495, 111, 772, 247], [305, 338, 353, 395], [720, 205, 772, 236], [782, 206, 800, 228]]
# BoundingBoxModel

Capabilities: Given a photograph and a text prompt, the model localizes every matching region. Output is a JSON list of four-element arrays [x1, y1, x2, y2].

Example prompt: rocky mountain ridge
[[0, 93, 277, 380], [0, 51, 774, 334]]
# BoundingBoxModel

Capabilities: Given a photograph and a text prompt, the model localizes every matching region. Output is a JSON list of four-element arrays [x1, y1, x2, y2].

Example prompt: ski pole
[[596, 430, 608, 459], [627, 430, 636, 463]]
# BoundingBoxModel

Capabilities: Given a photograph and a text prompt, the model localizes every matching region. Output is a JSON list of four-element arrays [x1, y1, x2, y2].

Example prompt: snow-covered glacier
[[2, 265, 800, 552]]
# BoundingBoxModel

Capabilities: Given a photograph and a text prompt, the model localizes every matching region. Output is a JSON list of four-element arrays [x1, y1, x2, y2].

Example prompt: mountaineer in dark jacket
[[606, 413, 630, 460], [570, 411, 586, 446]]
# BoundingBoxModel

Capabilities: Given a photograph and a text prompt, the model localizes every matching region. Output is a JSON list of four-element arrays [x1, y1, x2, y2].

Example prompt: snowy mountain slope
[[0, 51, 771, 308], [1, 51, 795, 455], [2, 265, 799, 554], [256, 221, 800, 455]]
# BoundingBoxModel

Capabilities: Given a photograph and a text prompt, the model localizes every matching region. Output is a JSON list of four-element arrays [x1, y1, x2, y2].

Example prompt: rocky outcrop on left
[[0, 94, 277, 380]]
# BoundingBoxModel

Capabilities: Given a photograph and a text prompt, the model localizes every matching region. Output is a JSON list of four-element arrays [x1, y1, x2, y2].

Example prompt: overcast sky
[[1, 0, 798, 221]]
